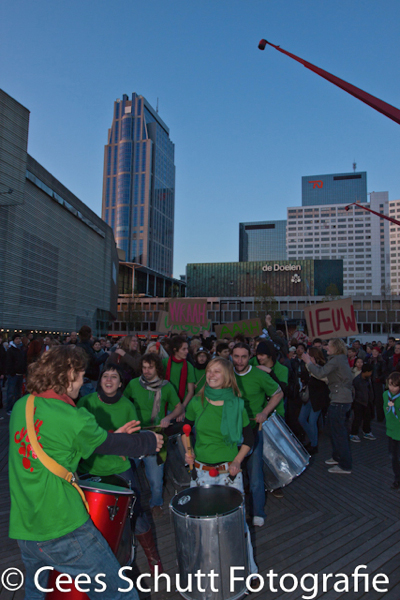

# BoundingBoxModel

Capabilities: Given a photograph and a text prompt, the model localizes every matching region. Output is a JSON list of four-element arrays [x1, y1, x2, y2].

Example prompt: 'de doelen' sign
[[304, 297, 358, 339], [262, 264, 302, 272]]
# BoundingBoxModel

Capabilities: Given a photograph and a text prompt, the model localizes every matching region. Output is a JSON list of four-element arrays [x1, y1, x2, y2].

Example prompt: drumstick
[[182, 424, 193, 472]]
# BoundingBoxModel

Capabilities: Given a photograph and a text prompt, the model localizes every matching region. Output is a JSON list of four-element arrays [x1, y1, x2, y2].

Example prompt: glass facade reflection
[[102, 93, 175, 277], [302, 172, 367, 206], [239, 220, 287, 261], [186, 260, 343, 298]]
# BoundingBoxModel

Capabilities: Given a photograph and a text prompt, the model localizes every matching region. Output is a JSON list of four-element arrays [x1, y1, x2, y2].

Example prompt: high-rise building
[[286, 191, 389, 296], [302, 171, 367, 206], [239, 220, 287, 261], [388, 199, 400, 294], [102, 93, 175, 277]]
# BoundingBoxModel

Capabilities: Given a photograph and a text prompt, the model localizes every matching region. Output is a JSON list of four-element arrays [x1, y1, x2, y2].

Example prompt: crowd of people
[[4, 320, 400, 599]]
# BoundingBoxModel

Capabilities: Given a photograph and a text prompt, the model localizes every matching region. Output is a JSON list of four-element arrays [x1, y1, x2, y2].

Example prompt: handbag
[[299, 385, 309, 403], [25, 394, 90, 513]]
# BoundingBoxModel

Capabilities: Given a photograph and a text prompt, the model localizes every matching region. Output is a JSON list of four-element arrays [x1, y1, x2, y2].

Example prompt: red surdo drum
[[46, 474, 135, 600]]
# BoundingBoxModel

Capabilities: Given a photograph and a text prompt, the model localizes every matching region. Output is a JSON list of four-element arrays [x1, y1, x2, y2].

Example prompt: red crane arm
[[258, 39, 400, 126], [345, 202, 400, 226]]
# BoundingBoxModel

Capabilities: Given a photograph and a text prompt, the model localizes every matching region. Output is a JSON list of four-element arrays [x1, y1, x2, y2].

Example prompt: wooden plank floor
[[1, 400, 399, 599]]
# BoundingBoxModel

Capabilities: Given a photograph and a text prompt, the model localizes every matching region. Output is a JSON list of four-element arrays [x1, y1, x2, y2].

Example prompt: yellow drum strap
[[25, 394, 90, 513]]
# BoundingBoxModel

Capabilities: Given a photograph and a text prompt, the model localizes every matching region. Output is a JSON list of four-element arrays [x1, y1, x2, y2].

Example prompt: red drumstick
[[183, 424, 193, 472], [209, 468, 219, 478]]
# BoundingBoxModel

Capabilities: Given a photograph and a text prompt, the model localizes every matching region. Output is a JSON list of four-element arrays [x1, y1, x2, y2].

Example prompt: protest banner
[[157, 310, 211, 335], [304, 297, 358, 339], [214, 318, 262, 339], [156, 311, 172, 334], [168, 298, 208, 328]]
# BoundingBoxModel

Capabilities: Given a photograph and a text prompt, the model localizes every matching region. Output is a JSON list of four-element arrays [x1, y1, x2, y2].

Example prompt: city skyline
[[2, 1, 400, 278]]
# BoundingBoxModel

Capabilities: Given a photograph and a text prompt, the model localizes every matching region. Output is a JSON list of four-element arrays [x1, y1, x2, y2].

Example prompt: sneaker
[[272, 487, 284, 498], [391, 481, 400, 490], [325, 458, 339, 465], [363, 432, 376, 440], [252, 516, 265, 527], [350, 435, 361, 442], [328, 465, 352, 474]]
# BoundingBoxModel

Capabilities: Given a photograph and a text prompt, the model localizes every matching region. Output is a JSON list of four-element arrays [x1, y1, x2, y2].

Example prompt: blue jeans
[[17, 519, 139, 600], [6, 374, 23, 412], [326, 403, 352, 470], [190, 468, 257, 574], [298, 402, 321, 447], [134, 454, 164, 508], [246, 428, 266, 518]]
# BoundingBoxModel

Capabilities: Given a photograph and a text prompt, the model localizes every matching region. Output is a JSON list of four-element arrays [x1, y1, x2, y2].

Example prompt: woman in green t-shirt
[[78, 363, 163, 575], [181, 357, 257, 573]]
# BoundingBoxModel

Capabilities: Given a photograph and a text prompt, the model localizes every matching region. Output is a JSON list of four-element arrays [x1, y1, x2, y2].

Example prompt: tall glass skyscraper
[[102, 93, 175, 276]]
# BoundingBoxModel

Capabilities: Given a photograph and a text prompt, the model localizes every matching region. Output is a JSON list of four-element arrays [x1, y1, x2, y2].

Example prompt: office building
[[186, 259, 343, 298], [102, 93, 175, 277], [302, 171, 367, 206], [389, 199, 400, 294], [0, 89, 119, 335], [286, 192, 389, 296], [239, 220, 287, 261]]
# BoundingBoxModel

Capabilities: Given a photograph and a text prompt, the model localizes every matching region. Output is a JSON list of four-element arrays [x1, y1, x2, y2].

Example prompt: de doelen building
[[185, 259, 343, 298]]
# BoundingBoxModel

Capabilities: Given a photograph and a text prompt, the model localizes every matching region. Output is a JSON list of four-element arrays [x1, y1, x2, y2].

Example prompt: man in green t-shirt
[[125, 353, 183, 516], [9, 346, 162, 600], [232, 342, 283, 528]]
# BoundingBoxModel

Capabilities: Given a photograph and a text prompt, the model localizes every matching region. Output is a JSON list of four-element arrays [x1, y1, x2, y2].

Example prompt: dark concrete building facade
[[0, 89, 119, 335]]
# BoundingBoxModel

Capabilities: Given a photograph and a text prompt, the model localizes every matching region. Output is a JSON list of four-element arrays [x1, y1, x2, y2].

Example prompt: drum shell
[[170, 486, 248, 600], [262, 412, 310, 491], [46, 475, 134, 600]]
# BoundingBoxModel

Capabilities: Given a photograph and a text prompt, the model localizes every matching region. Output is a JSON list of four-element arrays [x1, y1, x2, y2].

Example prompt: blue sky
[[2, 0, 400, 277]]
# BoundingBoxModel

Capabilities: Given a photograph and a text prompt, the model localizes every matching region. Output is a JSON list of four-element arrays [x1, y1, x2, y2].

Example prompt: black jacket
[[308, 376, 330, 412], [6, 345, 27, 376], [352, 374, 374, 407]]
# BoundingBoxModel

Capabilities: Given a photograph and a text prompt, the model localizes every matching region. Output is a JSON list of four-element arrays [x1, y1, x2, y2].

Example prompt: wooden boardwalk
[[1, 401, 399, 599]]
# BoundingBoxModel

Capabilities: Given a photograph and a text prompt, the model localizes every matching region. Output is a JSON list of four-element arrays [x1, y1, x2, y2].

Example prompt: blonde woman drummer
[[181, 357, 257, 573]]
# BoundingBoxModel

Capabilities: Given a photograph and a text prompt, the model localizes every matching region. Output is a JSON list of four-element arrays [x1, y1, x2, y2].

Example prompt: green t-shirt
[[162, 358, 195, 399], [186, 396, 250, 464], [234, 365, 283, 426], [193, 367, 207, 391], [249, 358, 289, 386], [76, 393, 138, 476], [9, 394, 107, 541], [273, 361, 289, 385], [124, 378, 180, 427], [383, 390, 400, 441]]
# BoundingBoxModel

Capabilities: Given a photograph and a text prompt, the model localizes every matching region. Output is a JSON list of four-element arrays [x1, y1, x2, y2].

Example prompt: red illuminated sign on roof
[[309, 180, 323, 189]]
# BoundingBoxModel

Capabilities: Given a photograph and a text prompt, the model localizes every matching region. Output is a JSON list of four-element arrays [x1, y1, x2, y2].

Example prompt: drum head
[[79, 474, 134, 495], [171, 485, 243, 517]]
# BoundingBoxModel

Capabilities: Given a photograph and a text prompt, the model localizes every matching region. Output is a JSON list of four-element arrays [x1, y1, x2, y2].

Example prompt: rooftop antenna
[[156, 97, 159, 113], [353, 161, 357, 172]]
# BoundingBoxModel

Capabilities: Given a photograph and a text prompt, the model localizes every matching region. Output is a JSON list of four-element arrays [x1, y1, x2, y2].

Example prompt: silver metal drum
[[170, 486, 248, 600], [262, 412, 310, 491]]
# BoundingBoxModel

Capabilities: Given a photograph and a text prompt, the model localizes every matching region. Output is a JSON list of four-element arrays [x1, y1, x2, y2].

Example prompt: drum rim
[[78, 478, 134, 495], [170, 485, 243, 518]]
